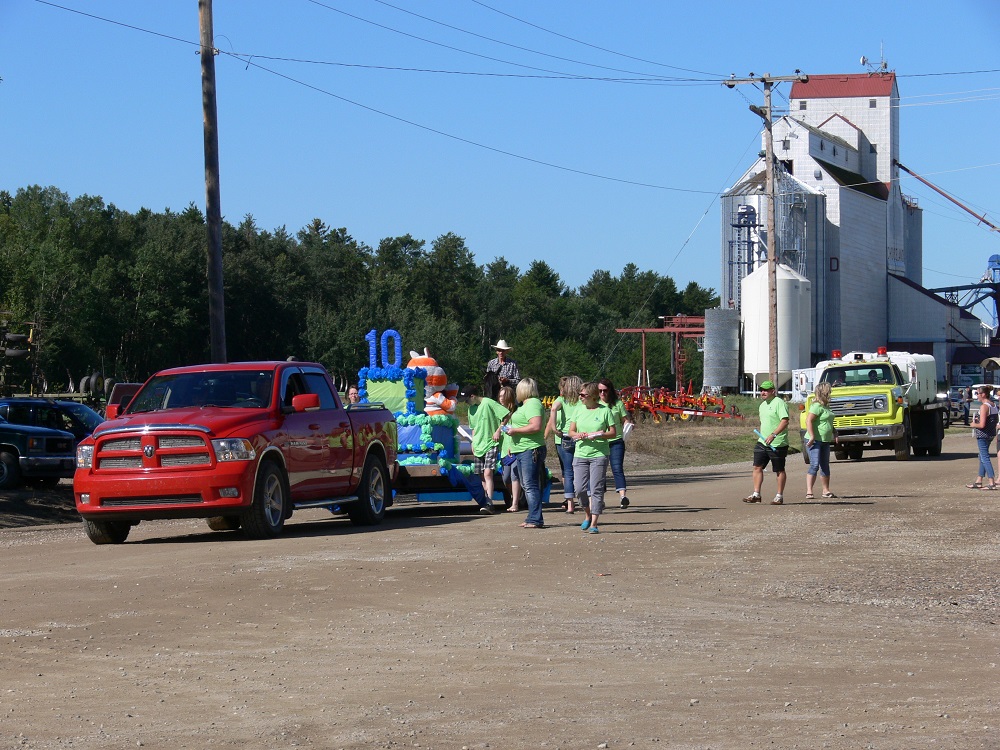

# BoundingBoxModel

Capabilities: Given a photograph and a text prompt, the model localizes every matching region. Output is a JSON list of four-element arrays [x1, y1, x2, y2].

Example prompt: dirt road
[[2, 432, 999, 749]]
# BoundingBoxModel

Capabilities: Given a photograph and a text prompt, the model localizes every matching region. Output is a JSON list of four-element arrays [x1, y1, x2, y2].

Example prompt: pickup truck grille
[[102, 495, 204, 507], [95, 432, 212, 470], [830, 397, 876, 416]]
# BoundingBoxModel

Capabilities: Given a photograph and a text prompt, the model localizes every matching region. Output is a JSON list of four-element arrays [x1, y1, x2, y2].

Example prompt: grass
[[627, 394, 807, 470]]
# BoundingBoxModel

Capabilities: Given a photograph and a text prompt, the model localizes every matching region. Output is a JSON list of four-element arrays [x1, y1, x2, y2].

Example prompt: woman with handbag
[[967, 385, 999, 490], [545, 375, 582, 513]]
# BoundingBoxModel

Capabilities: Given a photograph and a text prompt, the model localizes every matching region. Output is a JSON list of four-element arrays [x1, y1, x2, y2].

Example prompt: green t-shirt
[[571, 405, 614, 458], [468, 397, 509, 457], [605, 399, 628, 443], [553, 396, 581, 445], [758, 396, 790, 448], [509, 397, 546, 452], [807, 401, 835, 443]]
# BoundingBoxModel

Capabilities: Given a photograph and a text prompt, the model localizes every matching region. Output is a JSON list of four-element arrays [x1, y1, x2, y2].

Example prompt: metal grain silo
[[703, 307, 740, 390], [741, 263, 811, 390]]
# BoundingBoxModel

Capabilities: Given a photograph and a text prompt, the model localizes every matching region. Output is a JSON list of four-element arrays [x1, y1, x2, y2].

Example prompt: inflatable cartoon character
[[407, 348, 457, 417]]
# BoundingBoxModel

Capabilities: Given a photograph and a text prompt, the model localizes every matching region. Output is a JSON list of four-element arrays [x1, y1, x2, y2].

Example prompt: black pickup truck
[[0, 415, 76, 489]]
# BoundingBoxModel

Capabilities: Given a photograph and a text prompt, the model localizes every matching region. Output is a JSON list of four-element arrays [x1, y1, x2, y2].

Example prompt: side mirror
[[291, 393, 321, 412], [105, 403, 121, 420]]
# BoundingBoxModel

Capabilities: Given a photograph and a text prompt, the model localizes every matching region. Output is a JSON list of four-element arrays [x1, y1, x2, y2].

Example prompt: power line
[[466, 0, 724, 78], [232, 54, 721, 195], [363, 0, 713, 81], [303, 0, 707, 83]]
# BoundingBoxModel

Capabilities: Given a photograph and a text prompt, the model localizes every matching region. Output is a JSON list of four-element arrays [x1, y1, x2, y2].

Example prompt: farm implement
[[620, 385, 744, 422]]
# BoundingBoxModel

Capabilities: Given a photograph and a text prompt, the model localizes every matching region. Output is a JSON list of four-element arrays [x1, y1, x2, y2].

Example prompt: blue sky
[[3, 0, 998, 303]]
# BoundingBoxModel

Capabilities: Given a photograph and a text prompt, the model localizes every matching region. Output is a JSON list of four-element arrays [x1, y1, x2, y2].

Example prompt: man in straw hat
[[486, 339, 520, 387], [743, 380, 789, 506]]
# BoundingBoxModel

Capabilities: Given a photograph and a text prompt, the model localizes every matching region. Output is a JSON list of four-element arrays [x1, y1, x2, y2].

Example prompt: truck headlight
[[76, 445, 94, 469], [873, 396, 887, 411], [212, 438, 256, 462]]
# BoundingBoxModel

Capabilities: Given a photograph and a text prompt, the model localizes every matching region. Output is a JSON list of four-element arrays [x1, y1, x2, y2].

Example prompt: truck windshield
[[127, 371, 274, 413], [820, 364, 895, 387]]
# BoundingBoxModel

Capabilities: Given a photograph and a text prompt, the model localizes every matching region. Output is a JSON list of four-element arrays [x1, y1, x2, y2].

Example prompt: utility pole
[[724, 71, 808, 388], [199, 0, 227, 362]]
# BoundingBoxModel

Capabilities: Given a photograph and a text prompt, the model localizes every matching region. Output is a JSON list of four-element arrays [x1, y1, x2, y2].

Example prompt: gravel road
[[2, 432, 998, 749]]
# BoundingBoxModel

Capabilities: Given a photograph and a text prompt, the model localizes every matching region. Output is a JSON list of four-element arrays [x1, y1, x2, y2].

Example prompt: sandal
[[983, 485, 998, 491], [822, 491, 837, 498], [967, 483, 983, 489], [805, 493, 814, 499]]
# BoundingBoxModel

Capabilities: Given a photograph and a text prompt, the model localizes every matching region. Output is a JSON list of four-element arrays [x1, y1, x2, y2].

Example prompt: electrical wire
[[230, 54, 721, 195], [466, 0, 724, 78], [303, 0, 710, 83], [363, 0, 714, 81]]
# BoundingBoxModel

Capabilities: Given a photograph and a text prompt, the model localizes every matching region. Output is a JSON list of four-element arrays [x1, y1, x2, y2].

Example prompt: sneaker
[[619, 496, 630, 509], [580, 520, 591, 531], [479, 504, 495, 515], [588, 525, 600, 534], [771, 494, 783, 505], [742, 493, 762, 503]]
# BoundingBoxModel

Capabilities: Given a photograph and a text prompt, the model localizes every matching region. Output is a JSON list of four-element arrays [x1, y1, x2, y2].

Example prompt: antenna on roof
[[860, 46, 890, 75]]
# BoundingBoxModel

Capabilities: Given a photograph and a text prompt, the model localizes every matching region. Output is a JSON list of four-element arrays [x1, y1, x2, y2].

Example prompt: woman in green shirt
[[804, 382, 837, 498], [545, 375, 583, 512], [501, 378, 547, 528], [569, 382, 616, 534], [599, 379, 634, 509]]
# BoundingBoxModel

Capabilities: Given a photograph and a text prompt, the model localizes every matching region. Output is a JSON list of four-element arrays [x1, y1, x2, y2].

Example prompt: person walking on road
[[744, 380, 789, 505], [804, 382, 837, 499], [569, 382, 616, 535], [967, 385, 999, 490]]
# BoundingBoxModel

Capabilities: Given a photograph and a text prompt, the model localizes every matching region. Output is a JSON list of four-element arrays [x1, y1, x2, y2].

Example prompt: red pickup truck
[[73, 361, 397, 544]]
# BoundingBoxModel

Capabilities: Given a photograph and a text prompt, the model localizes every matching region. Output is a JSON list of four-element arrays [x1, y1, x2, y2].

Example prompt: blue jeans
[[556, 442, 575, 499], [608, 440, 626, 493], [515, 446, 547, 526], [806, 441, 831, 477], [977, 436, 995, 480]]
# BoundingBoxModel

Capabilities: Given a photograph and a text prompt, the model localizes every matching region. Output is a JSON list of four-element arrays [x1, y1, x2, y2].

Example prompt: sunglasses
[[579, 392, 589, 397], [598, 388, 609, 392]]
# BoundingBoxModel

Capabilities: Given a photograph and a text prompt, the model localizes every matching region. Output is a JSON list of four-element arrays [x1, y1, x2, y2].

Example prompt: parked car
[[0, 415, 76, 489], [0, 398, 104, 442]]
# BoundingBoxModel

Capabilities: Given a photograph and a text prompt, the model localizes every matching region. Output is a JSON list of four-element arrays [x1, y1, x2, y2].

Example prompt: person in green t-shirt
[[545, 375, 583, 512], [464, 381, 510, 513], [501, 378, 547, 528], [599, 378, 634, 509], [569, 382, 616, 535], [743, 380, 790, 506], [804, 381, 838, 499]]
